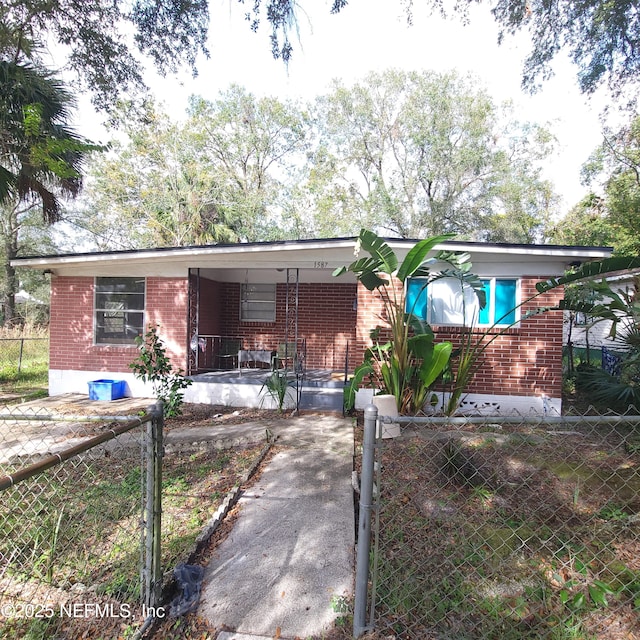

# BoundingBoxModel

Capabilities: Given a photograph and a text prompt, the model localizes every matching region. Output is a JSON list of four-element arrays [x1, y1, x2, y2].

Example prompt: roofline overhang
[[10, 236, 614, 269]]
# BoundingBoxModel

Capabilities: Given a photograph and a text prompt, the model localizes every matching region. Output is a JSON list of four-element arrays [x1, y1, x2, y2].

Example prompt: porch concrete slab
[[196, 414, 355, 640], [0, 392, 153, 417]]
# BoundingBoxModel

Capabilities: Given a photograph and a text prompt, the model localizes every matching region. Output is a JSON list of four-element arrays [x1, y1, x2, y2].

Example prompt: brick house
[[12, 237, 611, 414]]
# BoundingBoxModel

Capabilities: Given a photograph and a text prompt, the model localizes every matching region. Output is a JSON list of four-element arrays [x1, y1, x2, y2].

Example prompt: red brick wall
[[49, 272, 564, 399], [50, 276, 188, 372], [354, 276, 565, 399], [198, 277, 222, 335], [145, 277, 189, 367], [218, 282, 358, 370]]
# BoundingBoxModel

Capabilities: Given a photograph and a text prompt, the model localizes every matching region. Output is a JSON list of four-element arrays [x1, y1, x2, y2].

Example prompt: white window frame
[[240, 283, 276, 322], [94, 277, 146, 345]]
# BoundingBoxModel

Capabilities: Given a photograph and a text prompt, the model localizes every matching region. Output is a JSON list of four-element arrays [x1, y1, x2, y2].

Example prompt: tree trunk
[[1, 203, 19, 326]]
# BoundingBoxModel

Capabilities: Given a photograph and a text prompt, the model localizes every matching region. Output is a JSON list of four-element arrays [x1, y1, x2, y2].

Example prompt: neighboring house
[[563, 272, 639, 375], [564, 272, 639, 350], [11, 237, 611, 414]]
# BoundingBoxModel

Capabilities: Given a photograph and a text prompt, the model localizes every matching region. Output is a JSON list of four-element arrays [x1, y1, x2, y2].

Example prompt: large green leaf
[[536, 257, 640, 293], [408, 333, 435, 362], [397, 233, 455, 282], [407, 312, 435, 338], [333, 254, 389, 290], [419, 342, 453, 388], [358, 228, 398, 275], [358, 270, 389, 291]]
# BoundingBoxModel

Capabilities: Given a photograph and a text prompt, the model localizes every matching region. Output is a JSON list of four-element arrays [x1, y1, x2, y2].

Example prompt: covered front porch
[[186, 258, 360, 376]]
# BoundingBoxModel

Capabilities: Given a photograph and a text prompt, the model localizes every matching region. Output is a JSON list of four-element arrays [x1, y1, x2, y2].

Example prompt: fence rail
[[0, 400, 274, 639], [355, 406, 640, 640]]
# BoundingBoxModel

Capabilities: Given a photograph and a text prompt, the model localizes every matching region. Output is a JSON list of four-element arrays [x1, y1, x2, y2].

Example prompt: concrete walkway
[[197, 413, 355, 640]]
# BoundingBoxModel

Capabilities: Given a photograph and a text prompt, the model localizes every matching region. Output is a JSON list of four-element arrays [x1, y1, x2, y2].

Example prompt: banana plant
[[335, 229, 484, 414]]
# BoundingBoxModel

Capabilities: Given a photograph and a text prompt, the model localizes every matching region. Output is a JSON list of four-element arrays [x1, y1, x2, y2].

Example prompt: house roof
[[11, 236, 614, 282]]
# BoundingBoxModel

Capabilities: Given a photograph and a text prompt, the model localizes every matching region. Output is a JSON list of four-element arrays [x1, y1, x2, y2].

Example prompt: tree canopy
[[75, 88, 310, 248], [0, 61, 98, 223], [75, 73, 559, 249], [427, 0, 640, 98], [0, 61, 97, 324], [550, 114, 640, 255], [311, 69, 556, 240], [0, 0, 210, 110]]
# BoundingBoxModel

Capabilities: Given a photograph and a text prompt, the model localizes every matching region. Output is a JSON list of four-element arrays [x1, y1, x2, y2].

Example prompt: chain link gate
[[355, 405, 640, 640], [0, 402, 163, 636]]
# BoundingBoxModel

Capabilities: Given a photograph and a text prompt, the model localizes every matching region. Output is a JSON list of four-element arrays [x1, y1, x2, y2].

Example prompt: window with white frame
[[240, 283, 276, 322], [95, 277, 145, 344], [406, 277, 519, 327]]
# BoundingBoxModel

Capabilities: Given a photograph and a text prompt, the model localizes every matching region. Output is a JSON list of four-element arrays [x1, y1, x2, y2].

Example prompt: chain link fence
[[355, 406, 640, 640], [0, 338, 48, 373], [0, 403, 163, 638]]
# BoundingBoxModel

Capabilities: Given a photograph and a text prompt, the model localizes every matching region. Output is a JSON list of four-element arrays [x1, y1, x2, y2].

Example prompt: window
[[407, 277, 519, 327], [241, 283, 276, 322], [95, 277, 145, 345]]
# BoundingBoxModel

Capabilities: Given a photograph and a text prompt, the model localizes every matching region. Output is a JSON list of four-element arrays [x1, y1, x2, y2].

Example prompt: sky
[[72, 0, 614, 212]]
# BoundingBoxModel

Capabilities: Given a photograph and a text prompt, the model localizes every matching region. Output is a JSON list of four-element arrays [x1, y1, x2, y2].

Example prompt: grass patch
[[0, 439, 267, 627], [0, 330, 49, 397]]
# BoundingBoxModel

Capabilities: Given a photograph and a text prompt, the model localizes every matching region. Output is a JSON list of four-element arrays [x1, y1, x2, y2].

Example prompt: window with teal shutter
[[479, 278, 518, 326], [479, 280, 491, 325], [406, 278, 428, 320], [406, 277, 519, 327]]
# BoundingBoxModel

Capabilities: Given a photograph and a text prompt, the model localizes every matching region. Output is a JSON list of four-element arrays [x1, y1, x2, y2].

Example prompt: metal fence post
[[17, 338, 24, 373], [353, 403, 377, 638], [143, 401, 164, 609]]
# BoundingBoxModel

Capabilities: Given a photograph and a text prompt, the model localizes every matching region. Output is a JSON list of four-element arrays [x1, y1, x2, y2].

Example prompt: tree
[[0, 197, 56, 325], [423, 1, 640, 99], [76, 89, 310, 248], [187, 87, 310, 241], [241, 0, 347, 63], [0, 0, 210, 111], [312, 69, 556, 240], [0, 62, 96, 220], [0, 61, 98, 324], [75, 100, 238, 249], [553, 114, 640, 255], [548, 193, 616, 249]]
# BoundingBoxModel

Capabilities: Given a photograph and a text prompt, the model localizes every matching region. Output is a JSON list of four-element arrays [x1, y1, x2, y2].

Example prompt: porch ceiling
[[197, 267, 343, 284]]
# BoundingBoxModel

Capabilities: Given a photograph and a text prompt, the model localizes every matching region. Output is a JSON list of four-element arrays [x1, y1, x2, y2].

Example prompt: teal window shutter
[[406, 278, 428, 320], [495, 279, 517, 325]]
